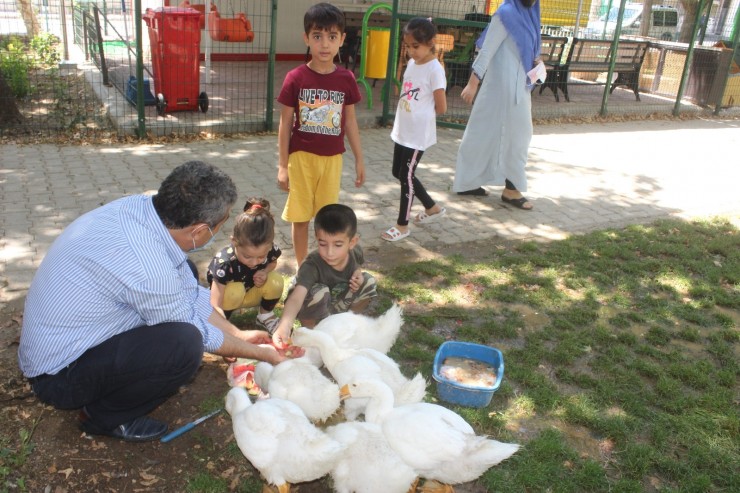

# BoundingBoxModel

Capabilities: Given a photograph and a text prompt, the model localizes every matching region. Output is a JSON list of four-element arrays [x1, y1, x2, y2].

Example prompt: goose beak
[[339, 384, 351, 401]]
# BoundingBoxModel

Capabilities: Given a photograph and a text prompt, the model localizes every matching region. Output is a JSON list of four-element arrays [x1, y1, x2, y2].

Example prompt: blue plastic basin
[[432, 341, 504, 408]]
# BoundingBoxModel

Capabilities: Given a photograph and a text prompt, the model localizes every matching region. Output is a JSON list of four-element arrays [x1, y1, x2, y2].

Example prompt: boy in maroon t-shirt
[[277, 2, 365, 268]]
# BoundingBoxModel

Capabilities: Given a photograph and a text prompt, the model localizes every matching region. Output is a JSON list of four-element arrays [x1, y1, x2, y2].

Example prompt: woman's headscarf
[[497, 0, 541, 72]]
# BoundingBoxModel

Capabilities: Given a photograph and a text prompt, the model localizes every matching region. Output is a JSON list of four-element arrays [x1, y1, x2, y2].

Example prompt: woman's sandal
[[381, 226, 410, 242], [457, 187, 489, 196], [501, 195, 533, 210]]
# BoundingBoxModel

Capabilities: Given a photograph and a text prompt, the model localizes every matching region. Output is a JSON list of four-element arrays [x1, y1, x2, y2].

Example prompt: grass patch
[[168, 217, 737, 492], [0, 406, 41, 492], [376, 217, 739, 491]]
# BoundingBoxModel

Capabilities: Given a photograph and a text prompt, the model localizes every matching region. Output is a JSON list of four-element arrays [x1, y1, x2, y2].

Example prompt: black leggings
[[392, 143, 436, 226], [505, 179, 517, 190]]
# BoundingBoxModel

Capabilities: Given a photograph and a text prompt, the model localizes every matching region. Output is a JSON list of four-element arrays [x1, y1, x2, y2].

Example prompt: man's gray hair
[[153, 161, 238, 228]]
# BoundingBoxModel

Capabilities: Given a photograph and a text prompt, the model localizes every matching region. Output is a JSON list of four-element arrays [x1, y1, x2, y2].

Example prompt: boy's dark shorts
[[294, 272, 377, 322]]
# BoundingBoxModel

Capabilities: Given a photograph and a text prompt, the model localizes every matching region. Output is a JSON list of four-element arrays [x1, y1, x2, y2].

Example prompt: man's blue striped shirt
[[18, 195, 223, 377]]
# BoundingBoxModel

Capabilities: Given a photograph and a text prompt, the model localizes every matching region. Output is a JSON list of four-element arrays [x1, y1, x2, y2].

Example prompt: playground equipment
[[355, 3, 397, 109], [177, 1, 254, 43], [207, 2, 254, 42]]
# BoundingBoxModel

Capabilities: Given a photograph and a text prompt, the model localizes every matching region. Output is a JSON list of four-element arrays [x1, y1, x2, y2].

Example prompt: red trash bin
[[143, 7, 208, 116]]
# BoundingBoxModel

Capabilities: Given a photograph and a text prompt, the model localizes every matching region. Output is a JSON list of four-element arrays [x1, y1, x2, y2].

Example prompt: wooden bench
[[446, 35, 569, 98], [548, 38, 650, 102], [538, 36, 569, 102]]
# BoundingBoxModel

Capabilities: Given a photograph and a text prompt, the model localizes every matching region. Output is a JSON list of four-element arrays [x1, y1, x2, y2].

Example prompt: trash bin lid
[[145, 6, 201, 17]]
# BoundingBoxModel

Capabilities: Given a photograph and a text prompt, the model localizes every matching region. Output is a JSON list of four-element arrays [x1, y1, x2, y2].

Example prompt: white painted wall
[[140, 0, 305, 55], [275, 0, 316, 54], [274, 0, 397, 54]]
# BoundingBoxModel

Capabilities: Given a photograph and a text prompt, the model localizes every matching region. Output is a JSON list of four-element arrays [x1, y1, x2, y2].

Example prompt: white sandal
[[381, 226, 410, 242], [414, 207, 446, 225]]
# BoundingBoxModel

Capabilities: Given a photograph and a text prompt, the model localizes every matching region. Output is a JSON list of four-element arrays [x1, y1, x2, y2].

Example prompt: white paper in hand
[[527, 61, 547, 85]]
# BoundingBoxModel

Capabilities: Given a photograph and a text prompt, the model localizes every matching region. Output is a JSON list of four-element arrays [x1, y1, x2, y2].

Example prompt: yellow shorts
[[281, 151, 343, 223], [221, 272, 284, 311]]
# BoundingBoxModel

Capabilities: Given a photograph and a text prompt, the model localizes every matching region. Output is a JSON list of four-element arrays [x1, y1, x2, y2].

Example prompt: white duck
[[325, 421, 417, 493], [225, 387, 345, 493], [314, 303, 404, 354], [253, 359, 340, 422], [341, 379, 520, 492], [292, 327, 426, 421]]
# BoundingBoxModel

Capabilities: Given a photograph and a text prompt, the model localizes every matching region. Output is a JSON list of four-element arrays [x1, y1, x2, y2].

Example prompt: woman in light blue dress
[[453, 0, 540, 210]]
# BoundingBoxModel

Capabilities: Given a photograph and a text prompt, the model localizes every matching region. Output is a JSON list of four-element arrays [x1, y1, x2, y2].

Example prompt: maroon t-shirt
[[277, 64, 362, 156]]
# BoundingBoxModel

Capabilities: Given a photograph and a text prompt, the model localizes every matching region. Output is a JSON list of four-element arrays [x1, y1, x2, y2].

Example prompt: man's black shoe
[[79, 410, 168, 442]]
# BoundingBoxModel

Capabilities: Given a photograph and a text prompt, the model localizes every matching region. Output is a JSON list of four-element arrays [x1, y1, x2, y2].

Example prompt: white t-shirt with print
[[391, 58, 446, 151]]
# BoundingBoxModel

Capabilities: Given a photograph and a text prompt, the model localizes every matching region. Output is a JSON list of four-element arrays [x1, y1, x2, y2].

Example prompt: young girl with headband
[[207, 198, 284, 333]]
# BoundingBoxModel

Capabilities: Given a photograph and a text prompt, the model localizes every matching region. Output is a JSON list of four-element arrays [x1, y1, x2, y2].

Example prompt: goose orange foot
[[261, 484, 290, 493], [419, 479, 454, 493], [407, 477, 420, 492]]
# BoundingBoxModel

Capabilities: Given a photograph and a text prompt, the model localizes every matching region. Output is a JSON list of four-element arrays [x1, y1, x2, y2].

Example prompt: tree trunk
[[0, 73, 25, 126], [16, 0, 41, 38], [678, 1, 700, 43], [640, 0, 654, 37]]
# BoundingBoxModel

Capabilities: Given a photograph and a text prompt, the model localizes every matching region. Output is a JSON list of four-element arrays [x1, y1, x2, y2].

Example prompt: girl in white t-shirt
[[381, 17, 448, 242]]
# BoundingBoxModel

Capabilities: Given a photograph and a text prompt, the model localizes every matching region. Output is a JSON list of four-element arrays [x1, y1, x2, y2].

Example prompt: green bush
[[30, 32, 61, 66], [0, 39, 32, 98], [0, 33, 60, 100]]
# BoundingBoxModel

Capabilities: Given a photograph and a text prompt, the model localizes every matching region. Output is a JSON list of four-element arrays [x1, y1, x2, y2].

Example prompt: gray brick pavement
[[1, 118, 739, 308]]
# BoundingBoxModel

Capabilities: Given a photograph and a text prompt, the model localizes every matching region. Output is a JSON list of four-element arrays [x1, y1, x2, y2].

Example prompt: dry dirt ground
[[1, 61, 497, 491], [0, 242, 492, 493]]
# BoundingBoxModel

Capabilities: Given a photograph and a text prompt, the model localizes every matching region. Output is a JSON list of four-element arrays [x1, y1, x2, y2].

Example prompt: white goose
[[340, 379, 520, 492], [291, 327, 426, 421], [325, 420, 417, 493], [253, 359, 340, 422], [225, 387, 344, 493], [314, 303, 403, 354], [294, 304, 404, 368]]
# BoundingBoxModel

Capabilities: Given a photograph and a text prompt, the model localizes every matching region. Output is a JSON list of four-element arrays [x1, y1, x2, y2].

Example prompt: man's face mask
[[188, 226, 216, 253]]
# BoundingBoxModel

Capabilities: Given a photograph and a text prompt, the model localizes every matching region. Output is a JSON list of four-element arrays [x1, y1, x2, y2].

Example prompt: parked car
[[586, 4, 681, 41]]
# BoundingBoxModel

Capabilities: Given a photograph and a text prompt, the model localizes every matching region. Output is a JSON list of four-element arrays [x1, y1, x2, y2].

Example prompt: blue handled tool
[[160, 408, 223, 443]]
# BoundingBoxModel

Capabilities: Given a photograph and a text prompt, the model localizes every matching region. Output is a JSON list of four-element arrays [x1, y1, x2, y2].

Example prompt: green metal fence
[[87, 0, 278, 137], [1, 0, 739, 139], [1, 0, 278, 138], [381, 0, 740, 129]]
